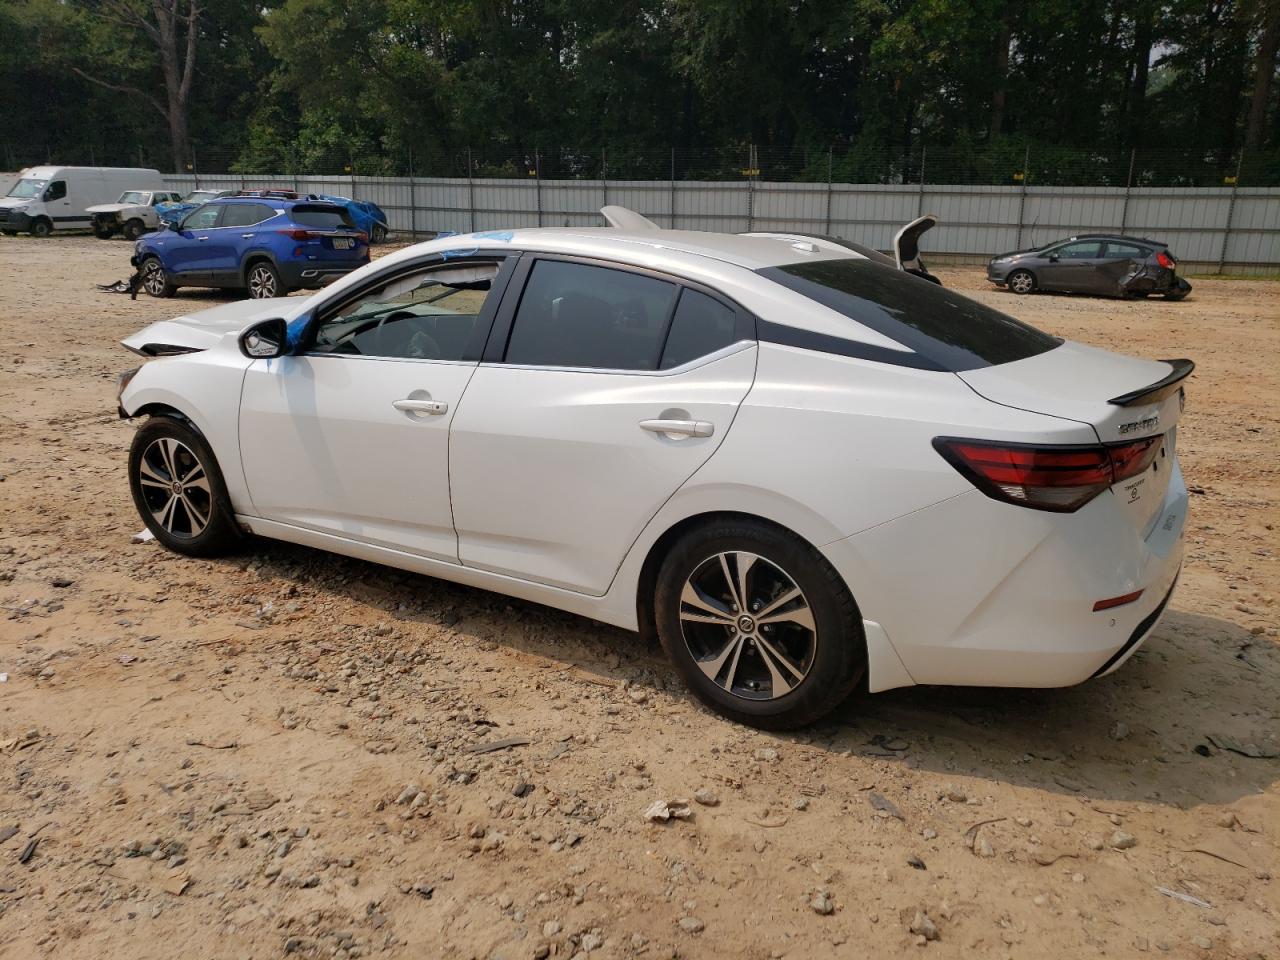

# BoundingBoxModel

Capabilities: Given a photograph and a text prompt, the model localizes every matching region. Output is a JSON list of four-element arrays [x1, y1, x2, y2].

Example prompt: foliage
[[0, 0, 1277, 182]]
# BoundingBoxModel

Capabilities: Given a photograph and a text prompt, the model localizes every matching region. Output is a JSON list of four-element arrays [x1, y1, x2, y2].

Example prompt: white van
[[0, 166, 164, 237]]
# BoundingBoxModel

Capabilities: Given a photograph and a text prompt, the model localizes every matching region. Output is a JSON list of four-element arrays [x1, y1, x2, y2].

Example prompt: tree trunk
[[989, 23, 1011, 140], [1245, 8, 1279, 149], [1126, 10, 1153, 146]]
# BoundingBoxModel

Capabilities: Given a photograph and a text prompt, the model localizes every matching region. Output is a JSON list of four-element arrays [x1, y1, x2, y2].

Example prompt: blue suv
[[132, 194, 370, 299]]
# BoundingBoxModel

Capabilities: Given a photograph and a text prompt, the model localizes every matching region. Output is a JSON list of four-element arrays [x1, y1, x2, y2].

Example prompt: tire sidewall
[[30, 219, 52, 238], [123, 219, 144, 241], [654, 521, 864, 727], [128, 416, 240, 556]]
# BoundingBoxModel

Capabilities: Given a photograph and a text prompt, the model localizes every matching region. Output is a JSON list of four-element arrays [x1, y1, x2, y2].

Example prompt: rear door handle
[[640, 418, 714, 438], [393, 398, 448, 416], [241, 233, 255, 239]]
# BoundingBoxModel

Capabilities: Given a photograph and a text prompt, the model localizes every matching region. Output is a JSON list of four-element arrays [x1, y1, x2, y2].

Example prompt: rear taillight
[[933, 435, 1164, 512], [1156, 251, 1175, 269], [279, 228, 321, 241]]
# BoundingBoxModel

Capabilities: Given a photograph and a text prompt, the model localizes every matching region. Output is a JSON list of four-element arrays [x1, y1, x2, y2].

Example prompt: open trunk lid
[[958, 341, 1192, 535]]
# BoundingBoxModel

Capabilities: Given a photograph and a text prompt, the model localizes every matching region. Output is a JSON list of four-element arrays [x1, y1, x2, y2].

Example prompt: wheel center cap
[[171, 480, 183, 494], [737, 614, 756, 633]]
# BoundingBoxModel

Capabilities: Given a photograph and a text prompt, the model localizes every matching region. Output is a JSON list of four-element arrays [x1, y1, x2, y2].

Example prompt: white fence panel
[[153, 172, 1278, 268]]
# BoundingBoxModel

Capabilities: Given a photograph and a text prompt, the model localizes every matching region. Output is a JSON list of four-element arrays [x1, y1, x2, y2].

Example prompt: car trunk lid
[[958, 341, 1192, 535]]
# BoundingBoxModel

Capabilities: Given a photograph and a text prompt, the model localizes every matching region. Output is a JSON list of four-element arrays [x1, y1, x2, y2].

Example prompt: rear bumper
[[823, 459, 1187, 690], [277, 258, 367, 289]]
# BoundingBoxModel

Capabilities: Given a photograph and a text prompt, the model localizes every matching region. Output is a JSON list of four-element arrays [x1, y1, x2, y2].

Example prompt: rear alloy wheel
[[246, 261, 282, 299], [141, 257, 175, 298], [128, 417, 242, 556], [655, 518, 865, 729], [1007, 269, 1036, 295], [122, 218, 146, 241], [371, 224, 387, 244]]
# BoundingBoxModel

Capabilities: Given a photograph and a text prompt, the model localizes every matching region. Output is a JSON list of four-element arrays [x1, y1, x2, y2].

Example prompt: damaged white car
[[87, 190, 184, 240]]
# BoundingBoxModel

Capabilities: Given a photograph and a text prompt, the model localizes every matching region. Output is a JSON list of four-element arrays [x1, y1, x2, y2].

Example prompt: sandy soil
[[0, 236, 1276, 960]]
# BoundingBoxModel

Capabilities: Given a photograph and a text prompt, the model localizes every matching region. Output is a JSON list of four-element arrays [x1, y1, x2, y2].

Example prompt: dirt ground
[[0, 235, 1276, 960]]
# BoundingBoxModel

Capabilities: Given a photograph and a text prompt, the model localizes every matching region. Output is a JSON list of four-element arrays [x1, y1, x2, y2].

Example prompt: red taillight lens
[[279, 228, 320, 241], [1156, 251, 1174, 269], [933, 435, 1164, 512]]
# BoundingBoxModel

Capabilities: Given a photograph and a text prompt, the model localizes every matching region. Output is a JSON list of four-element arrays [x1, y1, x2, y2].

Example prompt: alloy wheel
[[143, 261, 168, 296], [248, 265, 277, 298], [678, 551, 817, 700], [1010, 271, 1034, 294], [136, 437, 213, 539]]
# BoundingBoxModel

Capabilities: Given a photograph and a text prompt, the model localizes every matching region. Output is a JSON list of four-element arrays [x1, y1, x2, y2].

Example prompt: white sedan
[[116, 209, 1191, 728]]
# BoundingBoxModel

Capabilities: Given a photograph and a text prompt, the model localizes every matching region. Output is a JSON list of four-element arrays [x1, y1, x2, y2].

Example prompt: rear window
[[291, 204, 354, 229], [758, 258, 1060, 371]]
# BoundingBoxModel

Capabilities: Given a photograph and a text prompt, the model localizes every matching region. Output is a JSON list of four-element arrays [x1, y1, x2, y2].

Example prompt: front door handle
[[196, 236, 208, 241], [241, 233, 255, 239], [393, 398, 448, 416], [640, 418, 713, 439]]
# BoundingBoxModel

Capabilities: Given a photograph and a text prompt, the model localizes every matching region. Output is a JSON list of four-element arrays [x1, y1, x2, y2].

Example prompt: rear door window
[[291, 205, 354, 229], [504, 260, 678, 370], [222, 203, 275, 228], [1105, 241, 1147, 259], [758, 258, 1060, 371]]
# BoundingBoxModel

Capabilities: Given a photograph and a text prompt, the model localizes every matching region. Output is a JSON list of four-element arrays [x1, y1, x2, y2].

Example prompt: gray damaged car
[[987, 234, 1191, 300]]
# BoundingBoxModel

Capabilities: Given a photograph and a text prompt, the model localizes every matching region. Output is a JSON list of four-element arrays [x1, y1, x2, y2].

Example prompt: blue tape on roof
[[472, 230, 514, 242], [440, 247, 480, 259]]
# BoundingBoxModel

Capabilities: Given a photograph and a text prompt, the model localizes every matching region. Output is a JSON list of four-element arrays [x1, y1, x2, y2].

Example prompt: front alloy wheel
[[1008, 269, 1036, 295], [128, 417, 242, 556], [679, 552, 817, 700], [142, 259, 174, 297], [136, 437, 213, 540]]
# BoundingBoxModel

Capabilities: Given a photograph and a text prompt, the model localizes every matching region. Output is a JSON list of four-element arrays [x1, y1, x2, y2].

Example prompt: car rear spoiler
[[1108, 358, 1195, 406]]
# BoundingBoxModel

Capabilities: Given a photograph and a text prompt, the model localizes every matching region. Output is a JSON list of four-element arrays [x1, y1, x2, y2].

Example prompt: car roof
[[1061, 234, 1167, 247], [394, 227, 867, 272]]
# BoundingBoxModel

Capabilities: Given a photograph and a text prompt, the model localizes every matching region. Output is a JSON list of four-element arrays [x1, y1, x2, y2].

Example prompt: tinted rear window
[[759, 258, 1060, 371], [291, 204, 353, 229]]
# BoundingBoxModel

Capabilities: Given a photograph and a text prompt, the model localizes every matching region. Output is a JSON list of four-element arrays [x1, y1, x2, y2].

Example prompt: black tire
[[654, 518, 866, 730], [371, 224, 387, 244], [245, 260, 283, 299], [93, 222, 117, 240], [29, 218, 52, 238], [1163, 288, 1189, 301], [128, 416, 243, 557], [122, 218, 146, 241], [141, 256, 176, 298], [1007, 269, 1036, 295], [1, 229, 16, 237]]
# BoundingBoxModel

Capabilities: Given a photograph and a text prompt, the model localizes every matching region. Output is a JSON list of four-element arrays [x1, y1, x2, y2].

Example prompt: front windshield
[[119, 191, 147, 204], [7, 179, 46, 199], [182, 191, 217, 203]]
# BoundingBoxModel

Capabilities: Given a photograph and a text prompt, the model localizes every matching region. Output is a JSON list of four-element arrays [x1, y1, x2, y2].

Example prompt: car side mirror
[[1048, 253, 1059, 262], [167, 220, 180, 231], [239, 317, 288, 359]]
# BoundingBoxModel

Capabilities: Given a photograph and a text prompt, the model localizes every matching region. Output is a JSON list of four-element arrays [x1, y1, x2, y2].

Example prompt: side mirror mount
[[167, 220, 181, 232], [239, 317, 288, 359], [1047, 253, 1059, 262]]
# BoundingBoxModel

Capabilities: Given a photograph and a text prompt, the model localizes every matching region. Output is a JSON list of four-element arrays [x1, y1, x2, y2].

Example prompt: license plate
[[332, 237, 353, 250]]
